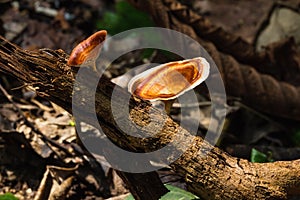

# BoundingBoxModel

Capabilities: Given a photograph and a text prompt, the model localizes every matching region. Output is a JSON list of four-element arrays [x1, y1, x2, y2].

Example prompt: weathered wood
[[0, 37, 300, 199], [0, 39, 168, 200]]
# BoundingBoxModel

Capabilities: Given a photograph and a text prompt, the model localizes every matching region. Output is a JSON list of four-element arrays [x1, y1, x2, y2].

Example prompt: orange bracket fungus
[[67, 30, 107, 72], [128, 57, 210, 113]]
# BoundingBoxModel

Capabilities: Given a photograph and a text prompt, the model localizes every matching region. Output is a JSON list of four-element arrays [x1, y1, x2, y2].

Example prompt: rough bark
[[0, 39, 168, 200], [0, 37, 300, 199]]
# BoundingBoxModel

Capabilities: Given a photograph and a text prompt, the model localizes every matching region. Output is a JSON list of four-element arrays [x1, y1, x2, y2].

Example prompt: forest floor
[[1, 0, 300, 199]]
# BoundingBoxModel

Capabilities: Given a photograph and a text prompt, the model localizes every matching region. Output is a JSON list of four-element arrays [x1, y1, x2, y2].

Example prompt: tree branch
[[0, 37, 299, 199]]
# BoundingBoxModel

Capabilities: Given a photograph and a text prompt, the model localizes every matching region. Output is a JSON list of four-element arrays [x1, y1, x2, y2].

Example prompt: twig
[[0, 83, 72, 158]]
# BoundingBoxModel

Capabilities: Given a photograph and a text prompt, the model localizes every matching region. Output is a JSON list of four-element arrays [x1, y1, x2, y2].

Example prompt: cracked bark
[[0, 36, 300, 199], [0, 39, 168, 200]]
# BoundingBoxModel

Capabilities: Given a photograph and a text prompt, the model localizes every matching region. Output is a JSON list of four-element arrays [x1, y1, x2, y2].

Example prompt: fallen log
[[0, 36, 299, 199]]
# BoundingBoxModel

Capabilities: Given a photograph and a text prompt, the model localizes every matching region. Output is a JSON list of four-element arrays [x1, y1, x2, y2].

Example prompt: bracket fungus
[[128, 57, 210, 113], [67, 30, 107, 72]]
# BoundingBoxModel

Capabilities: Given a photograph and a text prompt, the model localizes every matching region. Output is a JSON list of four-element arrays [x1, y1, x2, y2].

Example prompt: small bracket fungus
[[67, 30, 107, 72], [128, 57, 210, 113]]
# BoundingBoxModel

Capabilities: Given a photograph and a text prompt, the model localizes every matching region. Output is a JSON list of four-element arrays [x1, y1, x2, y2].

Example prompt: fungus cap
[[128, 57, 210, 101], [67, 30, 107, 66]]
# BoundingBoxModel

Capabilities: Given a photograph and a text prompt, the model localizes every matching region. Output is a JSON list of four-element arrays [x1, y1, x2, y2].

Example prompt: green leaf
[[68, 120, 76, 126], [250, 148, 274, 163], [291, 129, 300, 146], [162, 184, 201, 200], [125, 184, 201, 200], [97, 1, 154, 35], [0, 193, 18, 200], [141, 48, 155, 59]]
